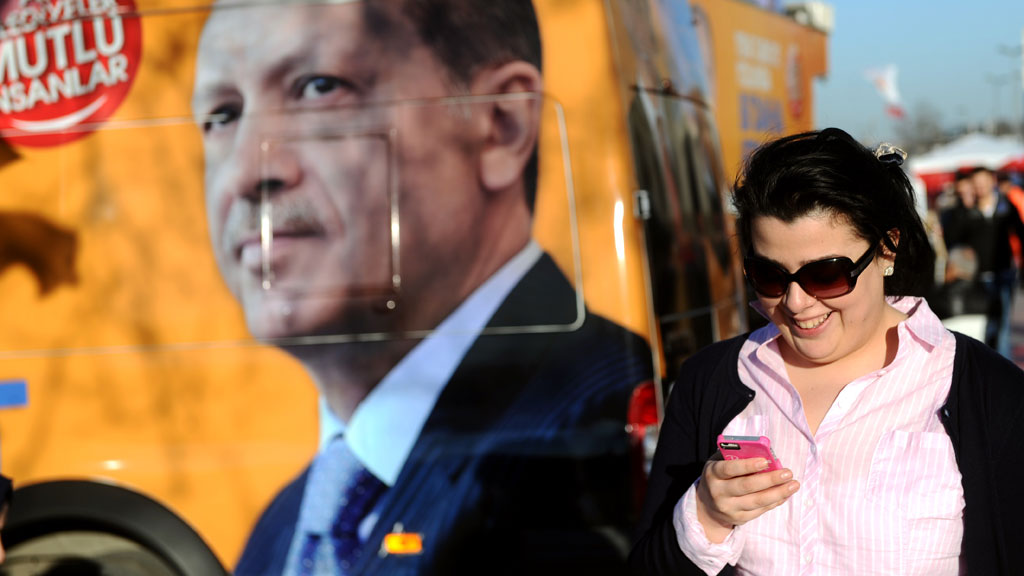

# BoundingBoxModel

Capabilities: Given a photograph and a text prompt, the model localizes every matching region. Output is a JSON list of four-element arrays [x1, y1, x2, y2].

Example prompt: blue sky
[[813, 1, 1024, 143]]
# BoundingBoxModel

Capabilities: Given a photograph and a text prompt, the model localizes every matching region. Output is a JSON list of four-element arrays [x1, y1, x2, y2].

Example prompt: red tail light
[[627, 380, 659, 435], [627, 380, 661, 516]]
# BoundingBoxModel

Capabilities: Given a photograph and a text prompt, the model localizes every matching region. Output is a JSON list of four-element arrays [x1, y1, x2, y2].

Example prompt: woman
[[630, 128, 1024, 575]]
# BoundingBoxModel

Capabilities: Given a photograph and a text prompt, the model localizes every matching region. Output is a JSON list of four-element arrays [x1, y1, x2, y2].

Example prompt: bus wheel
[[2, 480, 227, 576]]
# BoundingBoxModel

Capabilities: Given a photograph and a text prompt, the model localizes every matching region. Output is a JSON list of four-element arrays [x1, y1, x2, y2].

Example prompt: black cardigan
[[630, 332, 1024, 575]]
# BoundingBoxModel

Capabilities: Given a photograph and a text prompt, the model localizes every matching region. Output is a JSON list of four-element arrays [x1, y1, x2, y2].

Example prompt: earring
[[883, 265, 894, 277]]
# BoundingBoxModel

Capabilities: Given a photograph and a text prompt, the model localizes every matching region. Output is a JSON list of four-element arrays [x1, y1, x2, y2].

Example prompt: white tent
[[910, 132, 1024, 175]]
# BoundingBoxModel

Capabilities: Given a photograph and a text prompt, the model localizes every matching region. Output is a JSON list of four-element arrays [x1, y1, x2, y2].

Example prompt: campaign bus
[[0, 0, 827, 573]]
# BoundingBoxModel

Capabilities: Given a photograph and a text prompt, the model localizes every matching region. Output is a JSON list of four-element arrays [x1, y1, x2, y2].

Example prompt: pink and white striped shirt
[[674, 297, 964, 575]]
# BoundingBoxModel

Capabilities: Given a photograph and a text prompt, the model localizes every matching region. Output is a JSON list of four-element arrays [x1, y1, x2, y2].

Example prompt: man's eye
[[202, 104, 240, 133], [295, 75, 354, 101]]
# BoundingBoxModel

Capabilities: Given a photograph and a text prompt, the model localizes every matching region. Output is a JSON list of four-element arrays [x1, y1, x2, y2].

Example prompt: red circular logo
[[0, 0, 142, 147]]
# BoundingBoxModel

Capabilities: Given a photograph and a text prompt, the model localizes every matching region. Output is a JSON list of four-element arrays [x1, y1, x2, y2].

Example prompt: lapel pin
[[379, 522, 424, 557]]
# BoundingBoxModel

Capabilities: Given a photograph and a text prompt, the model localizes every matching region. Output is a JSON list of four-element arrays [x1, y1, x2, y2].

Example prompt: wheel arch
[[4, 479, 228, 575]]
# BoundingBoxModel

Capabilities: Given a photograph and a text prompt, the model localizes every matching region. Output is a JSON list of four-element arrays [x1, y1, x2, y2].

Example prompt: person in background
[[938, 170, 976, 233], [997, 170, 1024, 210], [942, 166, 1024, 357], [928, 172, 987, 337], [997, 170, 1024, 268], [630, 128, 1024, 575]]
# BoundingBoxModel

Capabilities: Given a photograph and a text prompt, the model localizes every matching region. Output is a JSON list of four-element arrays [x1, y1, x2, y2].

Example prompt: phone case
[[717, 434, 783, 472]]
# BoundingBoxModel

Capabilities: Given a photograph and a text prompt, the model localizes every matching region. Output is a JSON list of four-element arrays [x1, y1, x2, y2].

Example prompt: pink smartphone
[[717, 435, 783, 472]]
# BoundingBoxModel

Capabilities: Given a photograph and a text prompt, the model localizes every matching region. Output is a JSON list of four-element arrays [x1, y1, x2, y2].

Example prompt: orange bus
[[690, 0, 830, 181], [0, 0, 826, 573]]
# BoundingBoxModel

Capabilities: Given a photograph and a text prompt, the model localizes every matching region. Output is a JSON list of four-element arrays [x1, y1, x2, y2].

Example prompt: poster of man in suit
[[192, 0, 653, 573]]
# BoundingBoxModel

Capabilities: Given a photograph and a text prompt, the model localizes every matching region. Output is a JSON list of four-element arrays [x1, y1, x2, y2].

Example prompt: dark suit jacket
[[235, 253, 653, 575]]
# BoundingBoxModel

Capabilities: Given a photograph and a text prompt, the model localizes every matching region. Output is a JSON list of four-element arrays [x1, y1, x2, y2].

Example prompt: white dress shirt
[[675, 297, 964, 575], [317, 240, 544, 486]]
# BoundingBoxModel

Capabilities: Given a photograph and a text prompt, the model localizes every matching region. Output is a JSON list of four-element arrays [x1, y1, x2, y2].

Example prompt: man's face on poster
[[192, 1, 493, 340]]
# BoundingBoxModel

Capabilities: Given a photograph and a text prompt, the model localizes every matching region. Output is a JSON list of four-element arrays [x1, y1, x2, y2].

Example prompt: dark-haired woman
[[630, 128, 1024, 575]]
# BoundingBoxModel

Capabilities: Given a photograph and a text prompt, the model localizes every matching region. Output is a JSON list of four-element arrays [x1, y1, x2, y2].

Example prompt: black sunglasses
[[743, 245, 877, 299]]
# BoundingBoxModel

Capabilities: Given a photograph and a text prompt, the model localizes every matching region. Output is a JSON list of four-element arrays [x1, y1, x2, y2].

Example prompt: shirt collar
[[319, 241, 543, 486], [318, 396, 346, 448], [890, 296, 946, 350]]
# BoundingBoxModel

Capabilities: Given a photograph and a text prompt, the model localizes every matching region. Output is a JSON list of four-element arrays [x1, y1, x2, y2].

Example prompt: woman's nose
[[783, 280, 817, 311]]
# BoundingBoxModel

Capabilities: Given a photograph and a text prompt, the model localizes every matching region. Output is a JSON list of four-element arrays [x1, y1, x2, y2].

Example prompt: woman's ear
[[469, 61, 542, 193], [884, 228, 901, 258], [880, 228, 900, 271]]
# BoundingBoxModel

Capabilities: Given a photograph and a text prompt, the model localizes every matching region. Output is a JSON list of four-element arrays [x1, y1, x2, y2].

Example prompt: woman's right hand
[[695, 456, 800, 543]]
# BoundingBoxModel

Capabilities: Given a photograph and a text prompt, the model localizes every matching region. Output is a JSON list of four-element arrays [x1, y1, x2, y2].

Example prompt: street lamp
[[997, 38, 1024, 137], [986, 73, 1012, 134]]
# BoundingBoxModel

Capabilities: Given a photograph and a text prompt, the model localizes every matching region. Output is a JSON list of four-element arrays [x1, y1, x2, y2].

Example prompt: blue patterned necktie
[[288, 437, 388, 576]]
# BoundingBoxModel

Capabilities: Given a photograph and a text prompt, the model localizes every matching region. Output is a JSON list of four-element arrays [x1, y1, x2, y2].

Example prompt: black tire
[[1, 480, 227, 576]]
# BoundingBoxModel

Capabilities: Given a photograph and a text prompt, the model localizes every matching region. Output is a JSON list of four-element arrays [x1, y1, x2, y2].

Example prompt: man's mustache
[[221, 196, 329, 255]]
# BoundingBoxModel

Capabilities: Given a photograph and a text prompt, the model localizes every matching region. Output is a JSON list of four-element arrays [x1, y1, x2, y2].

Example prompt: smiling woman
[[631, 127, 1024, 576]]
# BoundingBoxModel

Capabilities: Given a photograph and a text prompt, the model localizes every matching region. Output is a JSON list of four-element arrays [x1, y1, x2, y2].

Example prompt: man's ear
[[470, 61, 542, 193]]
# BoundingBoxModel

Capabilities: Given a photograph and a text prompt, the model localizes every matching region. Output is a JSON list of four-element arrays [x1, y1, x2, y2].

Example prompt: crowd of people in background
[[927, 165, 1024, 358]]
